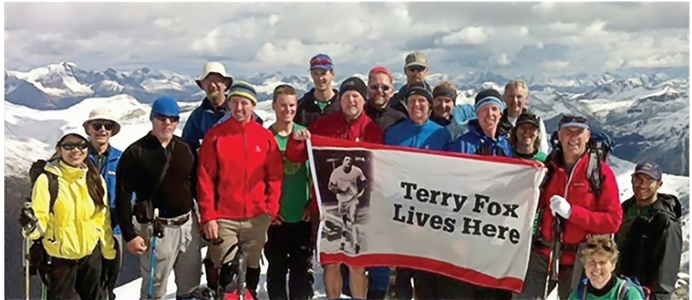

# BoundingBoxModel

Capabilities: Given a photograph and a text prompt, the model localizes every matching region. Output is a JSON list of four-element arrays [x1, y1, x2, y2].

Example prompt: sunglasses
[[60, 143, 89, 151], [585, 243, 614, 252], [91, 122, 115, 131], [369, 85, 391, 92], [559, 115, 588, 125], [310, 57, 332, 67], [154, 114, 180, 123], [407, 66, 426, 73]]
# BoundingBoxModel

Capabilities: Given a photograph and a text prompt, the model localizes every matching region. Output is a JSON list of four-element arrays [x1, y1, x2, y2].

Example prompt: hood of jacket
[[44, 159, 89, 183]]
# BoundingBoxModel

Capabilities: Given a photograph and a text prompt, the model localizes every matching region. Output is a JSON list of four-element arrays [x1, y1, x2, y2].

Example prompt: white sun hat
[[58, 125, 89, 145], [195, 61, 234, 90], [82, 107, 122, 136]]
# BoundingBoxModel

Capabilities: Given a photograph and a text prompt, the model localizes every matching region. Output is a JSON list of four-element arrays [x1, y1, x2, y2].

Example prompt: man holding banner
[[384, 82, 452, 300], [286, 76, 384, 300]]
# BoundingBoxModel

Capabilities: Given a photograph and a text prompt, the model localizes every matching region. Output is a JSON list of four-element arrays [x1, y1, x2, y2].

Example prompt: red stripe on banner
[[319, 253, 525, 293], [310, 135, 544, 169]]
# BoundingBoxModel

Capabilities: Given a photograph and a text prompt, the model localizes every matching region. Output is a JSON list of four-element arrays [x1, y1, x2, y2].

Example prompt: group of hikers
[[18, 51, 683, 300]]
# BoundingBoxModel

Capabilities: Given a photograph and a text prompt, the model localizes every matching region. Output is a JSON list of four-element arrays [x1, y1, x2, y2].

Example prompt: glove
[[549, 195, 572, 219], [19, 206, 37, 230]]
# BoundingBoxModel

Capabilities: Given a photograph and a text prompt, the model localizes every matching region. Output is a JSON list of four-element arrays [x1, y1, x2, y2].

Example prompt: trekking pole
[[543, 216, 565, 300], [23, 233, 30, 300], [147, 209, 161, 300]]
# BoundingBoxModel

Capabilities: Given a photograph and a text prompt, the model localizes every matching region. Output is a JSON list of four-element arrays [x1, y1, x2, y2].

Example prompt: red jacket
[[285, 111, 384, 213], [197, 118, 284, 224], [537, 154, 622, 265]]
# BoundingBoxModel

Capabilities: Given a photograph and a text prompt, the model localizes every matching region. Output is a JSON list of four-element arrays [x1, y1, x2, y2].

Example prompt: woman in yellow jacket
[[21, 128, 117, 299]]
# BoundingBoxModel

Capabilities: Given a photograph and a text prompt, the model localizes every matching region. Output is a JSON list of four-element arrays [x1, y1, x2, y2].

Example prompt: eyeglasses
[[60, 143, 89, 151], [585, 243, 614, 252], [310, 57, 332, 67], [559, 115, 588, 125], [91, 122, 115, 131], [369, 85, 391, 92], [154, 114, 180, 123], [407, 66, 426, 73]]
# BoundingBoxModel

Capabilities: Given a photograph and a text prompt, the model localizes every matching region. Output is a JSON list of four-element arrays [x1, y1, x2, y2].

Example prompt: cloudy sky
[[4, 2, 690, 78]]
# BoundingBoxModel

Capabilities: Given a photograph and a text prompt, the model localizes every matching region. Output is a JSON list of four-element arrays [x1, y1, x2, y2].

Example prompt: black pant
[[264, 221, 312, 300], [436, 275, 512, 300], [48, 246, 104, 300], [393, 268, 443, 300]]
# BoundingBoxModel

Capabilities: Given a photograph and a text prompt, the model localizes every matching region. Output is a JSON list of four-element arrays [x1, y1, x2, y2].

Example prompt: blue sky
[[4, 2, 689, 78]]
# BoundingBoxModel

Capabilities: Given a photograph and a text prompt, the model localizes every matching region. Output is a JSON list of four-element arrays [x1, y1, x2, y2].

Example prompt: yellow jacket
[[26, 160, 117, 260]]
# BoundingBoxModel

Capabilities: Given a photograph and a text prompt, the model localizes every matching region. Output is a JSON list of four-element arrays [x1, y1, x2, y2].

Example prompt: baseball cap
[[404, 52, 428, 69], [150, 96, 180, 119], [368, 66, 393, 79], [516, 112, 540, 128], [558, 114, 590, 130], [633, 160, 663, 181], [57, 125, 89, 146], [309, 54, 333, 71]]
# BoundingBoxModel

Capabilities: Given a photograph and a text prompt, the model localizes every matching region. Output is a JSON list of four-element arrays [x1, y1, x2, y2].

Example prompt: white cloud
[[3, 2, 688, 77]]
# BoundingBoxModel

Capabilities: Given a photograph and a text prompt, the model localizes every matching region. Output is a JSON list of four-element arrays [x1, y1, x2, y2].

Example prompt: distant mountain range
[[4, 62, 689, 176]]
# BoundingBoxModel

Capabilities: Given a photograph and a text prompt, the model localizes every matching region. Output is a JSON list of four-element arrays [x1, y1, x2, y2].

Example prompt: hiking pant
[[47, 245, 104, 300], [208, 214, 272, 296], [512, 248, 578, 300], [393, 267, 415, 299], [265, 221, 312, 300], [134, 212, 202, 299]]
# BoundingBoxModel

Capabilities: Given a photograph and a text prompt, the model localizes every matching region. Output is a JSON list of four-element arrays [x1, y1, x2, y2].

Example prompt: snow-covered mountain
[[3, 95, 688, 299]]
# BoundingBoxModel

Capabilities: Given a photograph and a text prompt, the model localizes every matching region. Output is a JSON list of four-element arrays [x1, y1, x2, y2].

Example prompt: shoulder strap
[[586, 146, 603, 198], [154, 142, 175, 192], [44, 172, 59, 214], [617, 277, 630, 300]]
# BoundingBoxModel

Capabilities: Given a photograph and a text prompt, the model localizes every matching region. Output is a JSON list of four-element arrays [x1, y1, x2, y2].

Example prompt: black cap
[[339, 77, 367, 100], [405, 82, 433, 102], [633, 160, 663, 181], [516, 112, 540, 128], [474, 89, 503, 104]]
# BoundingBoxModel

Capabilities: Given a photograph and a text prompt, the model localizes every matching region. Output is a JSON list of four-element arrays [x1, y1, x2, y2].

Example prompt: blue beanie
[[474, 89, 505, 113], [150, 96, 180, 120]]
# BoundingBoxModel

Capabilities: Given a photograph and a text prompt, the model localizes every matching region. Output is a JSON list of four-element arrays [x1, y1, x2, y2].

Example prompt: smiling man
[[390, 52, 433, 118], [295, 53, 341, 128], [514, 114, 622, 300], [82, 107, 124, 299], [263, 84, 313, 300], [498, 80, 549, 153], [616, 160, 682, 300]]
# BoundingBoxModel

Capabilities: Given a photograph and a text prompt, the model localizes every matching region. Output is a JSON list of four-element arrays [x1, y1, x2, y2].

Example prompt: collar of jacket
[[45, 159, 88, 182], [364, 101, 391, 116], [430, 113, 453, 127], [468, 119, 500, 141], [305, 88, 339, 106], [622, 193, 682, 219], [224, 116, 255, 129], [497, 107, 525, 137], [201, 96, 228, 118], [341, 110, 368, 126]]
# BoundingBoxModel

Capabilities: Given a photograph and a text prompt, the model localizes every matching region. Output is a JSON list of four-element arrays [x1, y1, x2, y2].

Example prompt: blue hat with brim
[[150, 96, 180, 120]]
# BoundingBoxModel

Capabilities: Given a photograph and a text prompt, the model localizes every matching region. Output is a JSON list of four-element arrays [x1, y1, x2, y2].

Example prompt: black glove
[[19, 205, 37, 230]]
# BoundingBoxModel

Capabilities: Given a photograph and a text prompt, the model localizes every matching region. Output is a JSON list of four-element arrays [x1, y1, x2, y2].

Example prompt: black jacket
[[364, 103, 406, 131], [115, 133, 196, 242], [294, 88, 340, 128], [618, 193, 683, 300]]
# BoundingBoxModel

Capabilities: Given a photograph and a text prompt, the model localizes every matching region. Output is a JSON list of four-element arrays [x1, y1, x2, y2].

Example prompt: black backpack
[[25, 158, 60, 285], [541, 130, 615, 197]]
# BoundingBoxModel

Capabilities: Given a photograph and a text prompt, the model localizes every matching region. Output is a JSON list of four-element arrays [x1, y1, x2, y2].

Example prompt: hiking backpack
[[24, 158, 60, 285], [575, 276, 654, 300]]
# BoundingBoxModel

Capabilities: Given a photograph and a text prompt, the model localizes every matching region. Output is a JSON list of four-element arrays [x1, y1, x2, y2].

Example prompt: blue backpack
[[575, 276, 653, 300]]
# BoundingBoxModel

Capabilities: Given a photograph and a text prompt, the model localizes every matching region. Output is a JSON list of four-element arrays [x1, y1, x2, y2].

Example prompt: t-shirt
[[270, 123, 311, 223], [329, 165, 366, 202], [316, 101, 329, 112]]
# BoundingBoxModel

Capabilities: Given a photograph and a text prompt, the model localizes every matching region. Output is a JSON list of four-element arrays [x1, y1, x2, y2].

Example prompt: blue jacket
[[385, 119, 452, 151], [182, 98, 263, 153], [88, 145, 125, 234], [431, 104, 476, 140], [448, 120, 513, 157]]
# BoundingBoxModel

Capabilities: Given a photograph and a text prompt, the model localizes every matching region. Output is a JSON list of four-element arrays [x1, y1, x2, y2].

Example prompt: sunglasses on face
[[369, 85, 391, 92], [310, 58, 332, 67], [559, 115, 588, 125], [154, 114, 180, 123], [91, 122, 115, 131], [407, 66, 426, 73], [60, 143, 89, 151], [585, 243, 614, 252]]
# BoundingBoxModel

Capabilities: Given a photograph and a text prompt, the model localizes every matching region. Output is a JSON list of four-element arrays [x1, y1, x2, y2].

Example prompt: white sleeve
[[357, 168, 366, 181], [538, 117, 550, 153]]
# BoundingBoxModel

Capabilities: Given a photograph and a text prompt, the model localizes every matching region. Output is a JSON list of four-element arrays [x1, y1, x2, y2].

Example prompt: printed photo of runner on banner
[[306, 135, 547, 293]]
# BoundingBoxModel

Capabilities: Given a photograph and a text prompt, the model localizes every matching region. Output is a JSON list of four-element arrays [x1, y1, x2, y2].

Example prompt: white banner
[[307, 136, 546, 292]]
